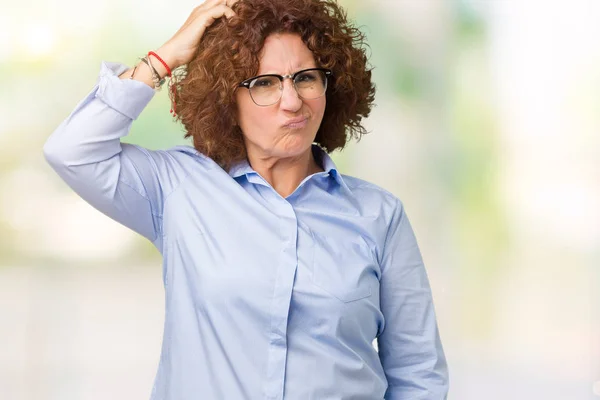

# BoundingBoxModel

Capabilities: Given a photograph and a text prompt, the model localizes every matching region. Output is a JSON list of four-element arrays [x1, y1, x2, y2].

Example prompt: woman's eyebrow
[[256, 65, 317, 76]]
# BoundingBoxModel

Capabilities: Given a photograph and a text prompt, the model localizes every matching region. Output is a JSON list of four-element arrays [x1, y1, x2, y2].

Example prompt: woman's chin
[[279, 136, 315, 157], [246, 131, 316, 160]]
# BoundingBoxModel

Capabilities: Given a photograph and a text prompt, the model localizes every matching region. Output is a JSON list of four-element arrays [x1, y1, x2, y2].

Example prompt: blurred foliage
[[354, 12, 423, 101], [448, 1, 509, 337]]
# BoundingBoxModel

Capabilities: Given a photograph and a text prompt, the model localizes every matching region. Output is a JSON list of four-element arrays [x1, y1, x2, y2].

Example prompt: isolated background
[[0, 0, 598, 399]]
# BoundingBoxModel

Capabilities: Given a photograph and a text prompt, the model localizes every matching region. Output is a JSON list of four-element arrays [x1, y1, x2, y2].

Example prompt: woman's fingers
[[158, 1, 238, 68], [195, 0, 238, 12], [200, 4, 237, 27]]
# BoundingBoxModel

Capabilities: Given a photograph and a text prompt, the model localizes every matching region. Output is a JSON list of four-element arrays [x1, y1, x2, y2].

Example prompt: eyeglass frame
[[237, 67, 333, 106]]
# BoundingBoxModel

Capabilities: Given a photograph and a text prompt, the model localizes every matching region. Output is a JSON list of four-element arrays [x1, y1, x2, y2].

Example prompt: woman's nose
[[279, 79, 302, 111]]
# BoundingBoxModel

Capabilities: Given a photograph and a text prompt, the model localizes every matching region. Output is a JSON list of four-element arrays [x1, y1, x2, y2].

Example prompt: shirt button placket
[[263, 200, 298, 400]]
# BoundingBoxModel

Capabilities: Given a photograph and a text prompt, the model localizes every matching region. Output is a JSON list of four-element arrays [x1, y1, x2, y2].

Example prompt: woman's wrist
[[154, 46, 179, 74], [117, 49, 175, 85], [118, 62, 155, 88]]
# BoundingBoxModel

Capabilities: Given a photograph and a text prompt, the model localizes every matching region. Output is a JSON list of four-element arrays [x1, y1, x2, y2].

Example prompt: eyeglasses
[[238, 68, 333, 106]]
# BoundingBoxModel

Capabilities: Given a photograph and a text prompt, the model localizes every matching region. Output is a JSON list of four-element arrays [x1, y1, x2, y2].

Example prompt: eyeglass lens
[[249, 70, 328, 106]]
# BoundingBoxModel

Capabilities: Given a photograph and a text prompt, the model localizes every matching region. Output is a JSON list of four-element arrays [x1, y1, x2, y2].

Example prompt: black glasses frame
[[238, 68, 333, 106]]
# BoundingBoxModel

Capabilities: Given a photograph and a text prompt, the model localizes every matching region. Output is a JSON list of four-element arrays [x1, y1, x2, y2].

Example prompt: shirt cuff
[[95, 61, 156, 120]]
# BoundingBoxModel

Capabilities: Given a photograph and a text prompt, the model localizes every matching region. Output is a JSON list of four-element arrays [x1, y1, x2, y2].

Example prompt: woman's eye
[[296, 73, 317, 83], [254, 78, 274, 87]]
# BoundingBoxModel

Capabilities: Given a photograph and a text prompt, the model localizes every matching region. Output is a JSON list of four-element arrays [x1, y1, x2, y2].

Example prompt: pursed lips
[[282, 116, 309, 128]]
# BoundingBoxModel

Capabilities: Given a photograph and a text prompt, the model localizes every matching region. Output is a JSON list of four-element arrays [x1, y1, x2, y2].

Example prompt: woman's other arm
[[378, 201, 449, 399]]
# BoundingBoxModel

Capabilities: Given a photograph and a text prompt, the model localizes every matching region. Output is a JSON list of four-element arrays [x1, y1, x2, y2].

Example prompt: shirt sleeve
[[43, 61, 174, 250], [377, 201, 449, 399]]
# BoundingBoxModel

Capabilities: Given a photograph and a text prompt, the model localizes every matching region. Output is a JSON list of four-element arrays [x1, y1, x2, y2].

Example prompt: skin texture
[[235, 33, 325, 197]]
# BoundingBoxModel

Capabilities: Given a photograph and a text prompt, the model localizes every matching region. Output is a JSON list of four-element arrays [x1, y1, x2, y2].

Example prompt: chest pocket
[[309, 230, 375, 302]]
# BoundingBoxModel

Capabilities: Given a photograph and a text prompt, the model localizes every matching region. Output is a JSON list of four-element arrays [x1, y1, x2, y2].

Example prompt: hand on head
[[157, 0, 239, 70]]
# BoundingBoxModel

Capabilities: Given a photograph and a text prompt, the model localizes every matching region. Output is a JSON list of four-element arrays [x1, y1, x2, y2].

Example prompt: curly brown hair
[[171, 0, 376, 170]]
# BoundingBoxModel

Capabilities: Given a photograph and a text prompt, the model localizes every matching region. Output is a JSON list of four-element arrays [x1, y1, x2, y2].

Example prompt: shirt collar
[[227, 144, 349, 190]]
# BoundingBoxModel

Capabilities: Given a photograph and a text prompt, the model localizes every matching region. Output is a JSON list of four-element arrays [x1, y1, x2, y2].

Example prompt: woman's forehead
[[257, 33, 316, 74]]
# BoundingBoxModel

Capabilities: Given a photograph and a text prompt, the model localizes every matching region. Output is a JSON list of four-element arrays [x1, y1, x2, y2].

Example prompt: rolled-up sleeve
[[377, 201, 449, 399]]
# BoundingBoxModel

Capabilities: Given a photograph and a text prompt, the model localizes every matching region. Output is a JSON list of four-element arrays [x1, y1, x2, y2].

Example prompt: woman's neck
[[246, 147, 324, 198]]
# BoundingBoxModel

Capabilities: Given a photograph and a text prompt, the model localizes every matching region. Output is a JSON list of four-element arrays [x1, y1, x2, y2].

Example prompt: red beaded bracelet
[[148, 51, 172, 77], [147, 51, 177, 115]]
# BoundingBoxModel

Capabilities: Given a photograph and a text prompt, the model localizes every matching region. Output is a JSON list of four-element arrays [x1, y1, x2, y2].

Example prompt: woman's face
[[235, 33, 326, 161]]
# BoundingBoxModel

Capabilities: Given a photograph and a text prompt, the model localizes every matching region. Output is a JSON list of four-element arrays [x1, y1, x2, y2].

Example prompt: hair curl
[[171, 0, 376, 170]]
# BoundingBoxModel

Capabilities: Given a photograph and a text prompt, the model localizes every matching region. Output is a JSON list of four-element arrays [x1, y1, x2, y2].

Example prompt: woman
[[43, 0, 449, 398]]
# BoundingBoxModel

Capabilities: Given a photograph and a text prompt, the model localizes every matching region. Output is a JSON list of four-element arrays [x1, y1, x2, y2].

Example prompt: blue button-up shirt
[[43, 62, 449, 400]]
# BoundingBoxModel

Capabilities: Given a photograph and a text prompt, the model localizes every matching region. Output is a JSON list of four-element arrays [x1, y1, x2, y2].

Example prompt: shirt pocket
[[309, 230, 374, 303]]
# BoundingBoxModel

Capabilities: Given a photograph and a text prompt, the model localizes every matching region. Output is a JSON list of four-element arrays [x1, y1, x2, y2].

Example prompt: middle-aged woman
[[43, 0, 449, 398]]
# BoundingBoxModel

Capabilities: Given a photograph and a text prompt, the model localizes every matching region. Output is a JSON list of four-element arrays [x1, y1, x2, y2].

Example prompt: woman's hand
[[157, 0, 239, 70]]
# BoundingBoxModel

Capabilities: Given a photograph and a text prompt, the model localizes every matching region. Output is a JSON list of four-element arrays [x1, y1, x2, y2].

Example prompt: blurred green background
[[0, 0, 598, 399]]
